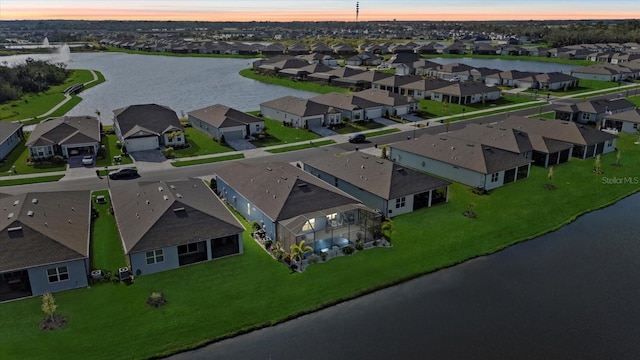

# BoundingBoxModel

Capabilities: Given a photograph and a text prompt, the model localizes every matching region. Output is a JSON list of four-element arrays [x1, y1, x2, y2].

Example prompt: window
[[633, 124, 638, 129], [491, 173, 499, 182], [178, 243, 198, 255], [395, 197, 406, 209], [302, 218, 315, 232], [47, 266, 69, 283], [581, 113, 591, 121], [146, 249, 164, 264], [606, 139, 614, 147]]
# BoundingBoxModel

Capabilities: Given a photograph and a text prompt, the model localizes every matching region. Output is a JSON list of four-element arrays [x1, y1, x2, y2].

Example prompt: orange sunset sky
[[1, 0, 638, 22]]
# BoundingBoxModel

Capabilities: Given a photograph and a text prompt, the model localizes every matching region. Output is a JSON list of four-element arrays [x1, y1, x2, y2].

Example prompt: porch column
[[428, 190, 433, 207], [207, 239, 213, 260], [445, 186, 450, 202]]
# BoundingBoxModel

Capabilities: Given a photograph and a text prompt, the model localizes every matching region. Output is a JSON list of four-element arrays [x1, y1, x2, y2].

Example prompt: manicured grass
[[331, 120, 385, 134], [171, 154, 245, 167], [521, 79, 625, 97], [266, 140, 336, 153], [96, 135, 133, 167], [239, 68, 349, 94], [0, 175, 64, 187], [250, 118, 321, 147], [172, 128, 235, 158], [83, 70, 105, 91], [421, 53, 593, 66], [0, 137, 66, 175], [366, 128, 401, 137], [529, 111, 556, 119], [418, 95, 540, 119], [1, 134, 638, 360], [90, 190, 127, 272], [0, 69, 98, 122]]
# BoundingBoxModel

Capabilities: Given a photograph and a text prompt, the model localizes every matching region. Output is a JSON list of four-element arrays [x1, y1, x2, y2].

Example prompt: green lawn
[[266, 139, 336, 153], [172, 128, 235, 158], [366, 128, 401, 137], [96, 135, 133, 167], [331, 120, 385, 134], [171, 154, 245, 167], [421, 53, 593, 66], [1, 134, 638, 360], [250, 118, 321, 147], [520, 79, 625, 97], [0, 138, 66, 175], [239, 68, 349, 94], [90, 190, 127, 272], [0, 69, 100, 122], [0, 175, 64, 187], [418, 95, 539, 119]]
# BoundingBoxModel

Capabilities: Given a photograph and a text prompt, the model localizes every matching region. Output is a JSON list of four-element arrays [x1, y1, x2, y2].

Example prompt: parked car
[[108, 167, 139, 180], [348, 133, 366, 143], [82, 155, 94, 165]]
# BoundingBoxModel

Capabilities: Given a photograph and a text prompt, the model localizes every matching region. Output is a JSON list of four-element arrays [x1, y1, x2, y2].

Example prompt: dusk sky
[[1, 0, 639, 22]]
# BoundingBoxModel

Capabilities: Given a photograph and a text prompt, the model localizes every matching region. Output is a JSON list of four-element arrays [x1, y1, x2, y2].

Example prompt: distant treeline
[[0, 60, 69, 103]]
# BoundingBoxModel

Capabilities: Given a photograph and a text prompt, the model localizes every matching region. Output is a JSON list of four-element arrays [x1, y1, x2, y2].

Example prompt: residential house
[[400, 78, 451, 100], [0, 191, 91, 301], [353, 88, 418, 117], [554, 98, 635, 125], [260, 96, 342, 128], [26, 116, 100, 160], [604, 108, 640, 134], [278, 63, 334, 81], [570, 64, 633, 82], [113, 104, 185, 153], [188, 104, 264, 141], [303, 152, 450, 218], [430, 82, 501, 105], [310, 92, 381, 121], [441, 41, 466, 54], [261, 43, 287, 57], [111, 178, 244, 276], [372, 74, 423, 96], [216, 162, 382, 254], [331, 70, 393, 91], [389, 134, 532, 190], [428, 62, 478, 81], [534, 72, 580, 91], [484, 70, 538, 88], [0, 122, 23, 161]]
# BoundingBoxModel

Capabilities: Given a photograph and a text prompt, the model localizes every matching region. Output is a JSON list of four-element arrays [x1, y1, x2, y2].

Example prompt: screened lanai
[[277, 204, 382, 255]]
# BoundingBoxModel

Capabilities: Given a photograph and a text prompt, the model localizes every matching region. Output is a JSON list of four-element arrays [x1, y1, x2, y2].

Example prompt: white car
[[82, 155, 94, 165]]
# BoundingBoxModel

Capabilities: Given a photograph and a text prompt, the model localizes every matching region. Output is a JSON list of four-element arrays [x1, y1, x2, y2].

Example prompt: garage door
[[306, 117, 323, 128], [126, 136, 159, 152], [395, 106, 409, 116], [366, 108, 383, 119], [222, 129, 244, 140]]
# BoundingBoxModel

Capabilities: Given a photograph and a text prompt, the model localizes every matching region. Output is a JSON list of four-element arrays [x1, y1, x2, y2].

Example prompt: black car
[[348, 133, 366, 143], [108, 167, 139, 180]]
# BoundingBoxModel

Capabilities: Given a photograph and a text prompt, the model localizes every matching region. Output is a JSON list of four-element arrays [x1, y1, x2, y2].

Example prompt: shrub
[[146, 292, 167, 308], [251, 221, 261, 231], [264, 239, 273, 250], [273, 249, 285, 261], [355, 240, 364, 251], [308, 254, 319, 264], [162, 147, 174, 158], [52, 155, 65, 165], [320, 252, 328, 261], [342, 245, 355, 255]]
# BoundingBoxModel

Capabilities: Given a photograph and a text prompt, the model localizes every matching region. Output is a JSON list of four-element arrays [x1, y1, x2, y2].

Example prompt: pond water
[[168, 192, 640, 360]]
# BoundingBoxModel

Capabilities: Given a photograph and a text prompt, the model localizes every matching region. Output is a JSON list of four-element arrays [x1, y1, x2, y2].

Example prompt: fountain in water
[[54, 44, 72, 64], [42, 37, 50, 47]]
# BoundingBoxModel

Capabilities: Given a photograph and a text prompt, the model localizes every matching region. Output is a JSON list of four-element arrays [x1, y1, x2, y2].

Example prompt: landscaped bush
[[308, 254, 320, 264], [146, 292, 167, 308], [342, 245, 355, 255], [264, 239, 273, 250], [355, 240, 364, 251]]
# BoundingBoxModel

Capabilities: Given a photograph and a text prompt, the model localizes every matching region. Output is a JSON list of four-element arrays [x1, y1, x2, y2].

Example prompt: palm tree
[[290, 240, 313, 263], [381, 220, 395, 239]]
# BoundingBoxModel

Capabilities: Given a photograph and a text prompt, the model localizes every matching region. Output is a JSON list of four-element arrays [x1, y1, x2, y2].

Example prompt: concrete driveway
[[67, 155, 93, 168], [129, 150, 167, 163], [226, 139, 257, 151], [310, 126, 337, 137]]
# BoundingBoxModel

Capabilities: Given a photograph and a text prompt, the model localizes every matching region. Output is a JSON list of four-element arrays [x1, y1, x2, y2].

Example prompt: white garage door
[[366, 108, 383, 119], [222, 129, 244, 140], [395, 106, 409, 116], [126, 137, 159, 152]]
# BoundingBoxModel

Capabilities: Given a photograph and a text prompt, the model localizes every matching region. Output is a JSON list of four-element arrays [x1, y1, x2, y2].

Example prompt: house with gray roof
[[303, 152, 450, 218], [604, 108, 640, 134], [310, 92, 382, 122], [111, 178, 244, 276], [188, 104, 264, 141], [371, 74, 423, 95], [215, 162, 382, 254], [554, 98, 635, 125], [430, 82, 501, 105], [113, 104, 184, 153], [0, 122, 23, 161], [389, 134, 532, 190], [260, 96, 342, 128], [26, 116, 100, 160], [0, 191, 91, 301], [353, 88, 418, 117], [331, 70, 393, 91], [570, 64, 634, 82]]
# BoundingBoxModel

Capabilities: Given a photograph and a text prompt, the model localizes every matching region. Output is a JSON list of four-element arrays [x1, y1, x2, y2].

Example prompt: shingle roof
[[354, 88, 416, 107], [434, 82, 500, 97], [304, 152, 450, 200], [605, 108, 640, 124], [311, 93, 379, 111], [447, 123, 534, 155], [0, 122, 22, 145], [113, 104, 182, 139], [390, 134, 531, 174], [25, 116, 100, 147], [188, 104, 262, 129], [0, 191, 91, 272], [216, 162, 360, 222], [495, 115, 616, 146], [260, 96, 337, 117], [111, 178, 244, 254]]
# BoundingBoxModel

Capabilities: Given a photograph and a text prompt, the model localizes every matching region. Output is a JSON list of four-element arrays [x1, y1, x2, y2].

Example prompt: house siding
[[129, 246, 179, 276], [0, 129, 22, 160], [27, 259, 89, 296]]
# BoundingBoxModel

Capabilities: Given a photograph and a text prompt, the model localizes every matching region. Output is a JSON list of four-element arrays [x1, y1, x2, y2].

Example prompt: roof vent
[[273, 195, 277, 199], [137, 193, 140, 197], [170, 185, 176, 190], [71, 207, 75, 211], [32, 198, 38, 204], [466, 144, 475, 147], [176, 193, 182, 199], [376, 160, 384, 164], [27, 210, 34, 217], [396, 168, 405, 172], [173, 207, 185, 212], [146, 200, 150, 205], [7, 212, 14, 219], [361, 165, 365, 169], [266, 189, 270, 193], [68, 219, 72, 224], [13, 200, 19, 206], [266, 167, 272, 171], [158, 186, 164, 192], [8, 226, 22, 232], [298, 182, 307, 187], [163, 195, 169, 201], [451, 146, 455, 150], [281, 176, 287, 180]]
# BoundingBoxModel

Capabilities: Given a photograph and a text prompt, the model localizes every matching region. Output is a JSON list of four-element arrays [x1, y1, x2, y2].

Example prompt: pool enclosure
[[277, 204, 382, 255]]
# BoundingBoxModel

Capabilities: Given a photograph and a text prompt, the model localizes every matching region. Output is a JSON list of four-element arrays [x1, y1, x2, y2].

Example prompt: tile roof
[[111, 178, 244, 254]]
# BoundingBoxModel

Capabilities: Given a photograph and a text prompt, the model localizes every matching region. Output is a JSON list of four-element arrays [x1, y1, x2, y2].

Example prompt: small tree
[[593, 154, 603, 174], [545, 166, 556, 190], [381, 220, 395, 239], [381, 146, 388, 159], [615, 150, 622, 167], [290, 240, 313, 263], [41, 292, 57, 323]]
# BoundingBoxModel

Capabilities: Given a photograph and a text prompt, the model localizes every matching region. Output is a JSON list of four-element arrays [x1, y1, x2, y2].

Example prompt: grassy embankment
[[1, 133, 638, 360]]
